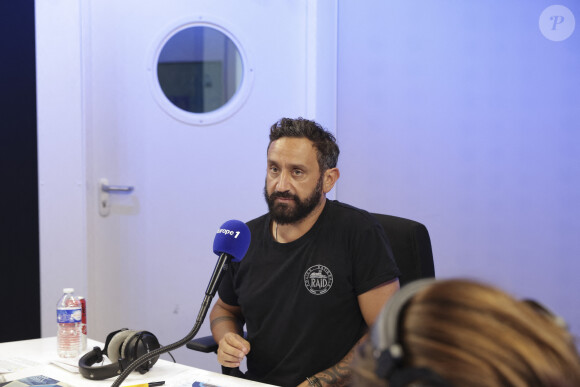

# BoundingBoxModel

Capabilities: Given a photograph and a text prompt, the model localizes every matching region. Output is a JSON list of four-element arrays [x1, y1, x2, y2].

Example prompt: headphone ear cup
[[107, 329, 136, 363], [122, 330, 161, 374], [121, 330, 141, 361]]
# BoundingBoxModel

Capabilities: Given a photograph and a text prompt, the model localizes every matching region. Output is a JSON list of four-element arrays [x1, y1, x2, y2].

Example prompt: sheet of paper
[[49, 359, 79, 373], [0, 358, 41, 374]]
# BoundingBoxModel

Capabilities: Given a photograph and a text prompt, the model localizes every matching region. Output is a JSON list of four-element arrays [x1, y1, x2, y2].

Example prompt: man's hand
[[210, 298, 248, 368], [217, 332, 251, 368]]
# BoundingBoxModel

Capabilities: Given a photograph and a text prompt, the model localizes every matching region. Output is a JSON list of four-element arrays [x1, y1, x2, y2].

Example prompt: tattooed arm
[[210, 297, 250, 368], [298, 279, 400, 387], [295, 335, 364, 387]]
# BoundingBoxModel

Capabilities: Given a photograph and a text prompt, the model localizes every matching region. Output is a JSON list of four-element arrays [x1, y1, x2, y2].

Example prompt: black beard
[[264, 176, 323, 225]]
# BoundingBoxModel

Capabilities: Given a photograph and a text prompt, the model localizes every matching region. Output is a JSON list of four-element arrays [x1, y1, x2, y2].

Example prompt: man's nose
[[276, 170, 290, 191]]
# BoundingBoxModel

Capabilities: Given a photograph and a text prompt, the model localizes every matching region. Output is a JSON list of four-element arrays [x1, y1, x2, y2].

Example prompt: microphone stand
[[111, 254, 231, 387]]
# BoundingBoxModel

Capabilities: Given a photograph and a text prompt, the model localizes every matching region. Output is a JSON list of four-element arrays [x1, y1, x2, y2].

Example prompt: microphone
[[111, 220, 251, 387], [207, 219, 251, 297]]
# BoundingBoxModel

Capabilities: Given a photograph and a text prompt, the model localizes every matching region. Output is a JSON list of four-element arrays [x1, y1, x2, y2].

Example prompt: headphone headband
[[78, 346, 128, 380], [371, 278, 437, 380]]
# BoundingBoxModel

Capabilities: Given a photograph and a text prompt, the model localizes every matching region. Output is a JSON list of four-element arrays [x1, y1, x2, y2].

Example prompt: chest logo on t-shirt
[[304, 265, 333, 295]]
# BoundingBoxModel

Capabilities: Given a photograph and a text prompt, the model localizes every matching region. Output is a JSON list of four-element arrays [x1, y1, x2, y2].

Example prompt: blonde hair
[[352, 279, 580, 387]]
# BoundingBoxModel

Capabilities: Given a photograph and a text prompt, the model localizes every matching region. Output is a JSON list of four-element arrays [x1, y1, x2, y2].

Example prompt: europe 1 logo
[[217, 228, 241, 238]]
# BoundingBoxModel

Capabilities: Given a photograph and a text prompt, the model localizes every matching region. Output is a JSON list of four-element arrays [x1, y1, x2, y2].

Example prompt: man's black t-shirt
[[218, 200, 400, 386]]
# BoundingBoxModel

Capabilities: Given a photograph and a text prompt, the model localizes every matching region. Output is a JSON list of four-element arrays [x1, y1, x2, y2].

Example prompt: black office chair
[[371, 213, 435, 286], [186, 213, 435, 372]]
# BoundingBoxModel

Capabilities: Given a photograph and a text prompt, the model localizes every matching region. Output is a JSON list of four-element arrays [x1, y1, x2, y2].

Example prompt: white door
[[37, 0, 337, 373]]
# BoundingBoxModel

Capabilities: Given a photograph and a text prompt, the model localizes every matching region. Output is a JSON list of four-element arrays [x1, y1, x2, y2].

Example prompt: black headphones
[[370, 278, 450, 386], [78, 329, 161, 380]]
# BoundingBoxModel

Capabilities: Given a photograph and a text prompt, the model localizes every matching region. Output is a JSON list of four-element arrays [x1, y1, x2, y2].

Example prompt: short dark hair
[[268, 117, 340, 172]]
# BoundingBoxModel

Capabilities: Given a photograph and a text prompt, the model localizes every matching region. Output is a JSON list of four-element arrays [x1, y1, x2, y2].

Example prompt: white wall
[[336, 0, 580, 339]]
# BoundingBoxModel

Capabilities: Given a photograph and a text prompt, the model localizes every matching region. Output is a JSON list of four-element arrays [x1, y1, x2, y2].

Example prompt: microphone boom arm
[[111, 253, 232, 387]]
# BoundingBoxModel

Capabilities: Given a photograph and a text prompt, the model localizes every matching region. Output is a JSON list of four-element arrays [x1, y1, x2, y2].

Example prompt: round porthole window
[[150, 18, 253, 125]]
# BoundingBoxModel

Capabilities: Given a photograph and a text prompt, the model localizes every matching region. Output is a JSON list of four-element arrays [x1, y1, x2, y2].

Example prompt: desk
[[0, 338, 275, 387]]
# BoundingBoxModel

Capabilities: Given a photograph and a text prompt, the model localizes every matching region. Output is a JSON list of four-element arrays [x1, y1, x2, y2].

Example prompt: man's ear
[[322, 168, 340, 194]]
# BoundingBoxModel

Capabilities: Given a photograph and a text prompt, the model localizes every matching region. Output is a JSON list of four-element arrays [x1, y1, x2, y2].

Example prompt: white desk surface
[[0, 337, 276, 387]]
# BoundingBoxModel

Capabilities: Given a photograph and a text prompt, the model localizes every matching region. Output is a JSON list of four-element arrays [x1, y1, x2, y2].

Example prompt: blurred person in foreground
[[352, 278, 580, 387]]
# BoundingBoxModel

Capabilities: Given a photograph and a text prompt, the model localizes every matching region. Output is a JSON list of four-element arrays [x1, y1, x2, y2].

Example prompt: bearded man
[[209, 117, 400, 387]]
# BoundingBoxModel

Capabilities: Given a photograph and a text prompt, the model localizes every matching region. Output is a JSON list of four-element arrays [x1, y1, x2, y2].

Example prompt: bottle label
[[57, 307, 82, 323]]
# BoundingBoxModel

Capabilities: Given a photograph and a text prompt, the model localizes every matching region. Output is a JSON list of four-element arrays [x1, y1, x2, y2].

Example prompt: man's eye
[[293, 169, 303, 176]]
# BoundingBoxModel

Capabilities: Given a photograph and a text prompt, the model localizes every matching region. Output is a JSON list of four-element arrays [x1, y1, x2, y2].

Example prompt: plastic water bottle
[[57, 288, 82, 358]]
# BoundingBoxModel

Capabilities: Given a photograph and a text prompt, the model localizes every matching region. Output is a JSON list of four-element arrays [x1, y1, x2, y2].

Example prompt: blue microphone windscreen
[[213, 220, 251, 262]]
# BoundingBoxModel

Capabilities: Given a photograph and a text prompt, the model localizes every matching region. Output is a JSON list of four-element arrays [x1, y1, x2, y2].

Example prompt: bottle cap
[[63, 288, 74, 293]]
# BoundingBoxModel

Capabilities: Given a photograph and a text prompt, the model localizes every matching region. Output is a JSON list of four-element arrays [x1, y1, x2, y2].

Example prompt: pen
[[124, 382, 165, 387]]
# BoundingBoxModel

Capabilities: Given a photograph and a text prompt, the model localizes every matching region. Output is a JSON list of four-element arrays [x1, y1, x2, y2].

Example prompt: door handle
[[99, 178, 135, 216], [101, 183, 134, 193]]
